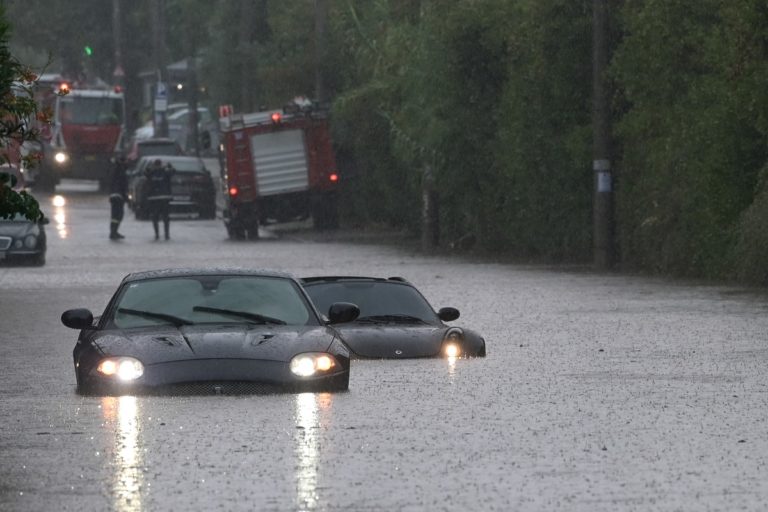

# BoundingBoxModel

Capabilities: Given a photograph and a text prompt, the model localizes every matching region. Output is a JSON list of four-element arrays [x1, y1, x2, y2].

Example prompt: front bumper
[[77, 358, 350, 396]]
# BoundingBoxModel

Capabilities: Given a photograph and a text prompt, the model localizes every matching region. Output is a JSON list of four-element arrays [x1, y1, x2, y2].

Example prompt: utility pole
[[111, 0, 128, 138], [592, 0, 614, 269], [238, 0, 253, 112], [421, 163, 439, 252], [111, 0, 124, 88], [151, 0, 169, 137], [187, 55, 200, 157], [314, 0, 327, 103]]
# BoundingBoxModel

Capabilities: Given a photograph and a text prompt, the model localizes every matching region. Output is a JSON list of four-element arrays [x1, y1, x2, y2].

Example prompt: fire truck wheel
[[228, 224, 246, 240]]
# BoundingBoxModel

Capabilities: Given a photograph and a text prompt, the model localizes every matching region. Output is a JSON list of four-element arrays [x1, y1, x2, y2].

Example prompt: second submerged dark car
[[301, 276, 486, 359], [61, 268, 360, 395]]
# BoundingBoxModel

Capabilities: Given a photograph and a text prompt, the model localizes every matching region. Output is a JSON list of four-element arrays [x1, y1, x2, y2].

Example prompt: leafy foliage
[[612, 0, 768, 277], [9, 0, 768, 281], [0, 6, 49, 221]]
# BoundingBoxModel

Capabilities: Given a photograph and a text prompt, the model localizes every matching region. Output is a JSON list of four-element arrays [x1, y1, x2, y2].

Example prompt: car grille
[[0, 237, 11, 250], [146, 381, 288, 396]]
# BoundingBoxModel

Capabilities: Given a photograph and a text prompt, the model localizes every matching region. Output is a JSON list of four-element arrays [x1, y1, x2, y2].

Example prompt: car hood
[[93, 324, 336, 365], [0, 221, 38, 238], [332, 323, 446, 358]]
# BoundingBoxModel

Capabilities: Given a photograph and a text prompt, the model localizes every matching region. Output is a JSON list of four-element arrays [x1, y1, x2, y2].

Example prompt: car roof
[[136, 154, 200, 162], [136, 138, 178, 146], [135, 155, 204, 166], [300, 276, 411, 285], [123, 268, 296, 283]]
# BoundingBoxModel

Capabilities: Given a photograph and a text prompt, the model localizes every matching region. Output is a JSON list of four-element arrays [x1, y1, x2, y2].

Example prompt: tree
[[0, 6, 50, 222]]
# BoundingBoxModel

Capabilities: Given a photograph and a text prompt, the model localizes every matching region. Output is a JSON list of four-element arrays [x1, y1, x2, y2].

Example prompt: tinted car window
[[165, 160, 206, 173], [304, 281, 438, 322], [110, 276, 314, 329]]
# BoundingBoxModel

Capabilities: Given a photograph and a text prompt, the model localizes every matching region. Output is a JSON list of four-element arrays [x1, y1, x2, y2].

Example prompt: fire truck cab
[[41, 80, 125, 191], [218, 99, 339, 239]]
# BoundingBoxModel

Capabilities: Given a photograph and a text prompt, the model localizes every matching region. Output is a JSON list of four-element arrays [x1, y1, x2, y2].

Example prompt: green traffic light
[[84, 45, 93, 56]]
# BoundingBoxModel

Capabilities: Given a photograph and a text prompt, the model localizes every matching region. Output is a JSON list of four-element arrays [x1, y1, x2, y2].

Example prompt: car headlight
[[13, 239, 22, 249], [54, 152, 68, 164], [96, 357, 144, 381], [23, 234, 37, 249], [290, 353, 339, 377], [442, 329, 464, 358]]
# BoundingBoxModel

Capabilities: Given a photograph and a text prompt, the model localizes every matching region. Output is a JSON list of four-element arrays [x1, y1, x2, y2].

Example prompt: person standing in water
[[143, 159, 175, 240]]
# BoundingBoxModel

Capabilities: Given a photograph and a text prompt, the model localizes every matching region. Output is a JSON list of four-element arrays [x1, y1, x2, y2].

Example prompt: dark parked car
[[0, 213, 48, 266], [301, 276, 486, 359], [0, 164, 47, 266], [129, 156, 216, 219], [61, 268, 360, 395]]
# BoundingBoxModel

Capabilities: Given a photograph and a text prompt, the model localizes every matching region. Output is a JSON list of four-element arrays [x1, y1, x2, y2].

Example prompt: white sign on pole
[[155, 82, 168, 112]]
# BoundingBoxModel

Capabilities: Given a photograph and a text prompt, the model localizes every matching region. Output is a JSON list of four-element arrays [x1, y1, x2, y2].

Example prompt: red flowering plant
[[0, 8, 57, 222]]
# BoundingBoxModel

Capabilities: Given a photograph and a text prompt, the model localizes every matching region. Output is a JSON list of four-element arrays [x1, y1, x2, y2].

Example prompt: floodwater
[[1, 182, 768, 511]]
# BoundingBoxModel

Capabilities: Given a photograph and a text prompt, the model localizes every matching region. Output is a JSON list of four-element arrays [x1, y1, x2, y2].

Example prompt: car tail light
[[229, 187, 238, 196], [329, 173, 339, 182]]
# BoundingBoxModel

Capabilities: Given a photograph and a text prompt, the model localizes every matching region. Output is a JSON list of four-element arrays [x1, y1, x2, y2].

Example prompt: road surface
[[1, 181, 768, 511]]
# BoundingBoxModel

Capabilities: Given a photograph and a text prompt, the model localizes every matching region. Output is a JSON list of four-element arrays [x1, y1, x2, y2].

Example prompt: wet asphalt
[[1, 181, 768, 511]]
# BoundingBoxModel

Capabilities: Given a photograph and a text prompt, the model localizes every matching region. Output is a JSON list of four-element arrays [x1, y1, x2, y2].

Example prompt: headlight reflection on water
[[294, 392, 333, 511], [51, 195, 67, 239], [101, 396, 143, 512]]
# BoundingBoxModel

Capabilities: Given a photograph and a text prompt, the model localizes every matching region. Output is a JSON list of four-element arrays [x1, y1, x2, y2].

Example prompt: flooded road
[[2, 182, 768, 511]]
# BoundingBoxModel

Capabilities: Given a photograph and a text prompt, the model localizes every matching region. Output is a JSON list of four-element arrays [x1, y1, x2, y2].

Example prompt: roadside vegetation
[[0, 6, 47, 221], [6, 0, 768, 283]]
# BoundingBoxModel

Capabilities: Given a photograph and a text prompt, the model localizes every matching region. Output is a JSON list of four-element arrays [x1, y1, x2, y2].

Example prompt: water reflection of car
[[0, 213, 48, 266], [129, 156, 217, 220], [301, 276, 486, 359], [60, 268, 360, 395]]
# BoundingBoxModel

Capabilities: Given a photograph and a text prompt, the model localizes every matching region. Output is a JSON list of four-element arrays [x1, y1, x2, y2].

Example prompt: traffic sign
[[155, 81, 168, 112], [155, 81, 167, 99]]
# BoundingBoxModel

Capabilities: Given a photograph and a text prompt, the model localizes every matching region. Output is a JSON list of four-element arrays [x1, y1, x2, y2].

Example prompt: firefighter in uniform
[[143, 158, 174, 240], [108, 154, 128, 240]]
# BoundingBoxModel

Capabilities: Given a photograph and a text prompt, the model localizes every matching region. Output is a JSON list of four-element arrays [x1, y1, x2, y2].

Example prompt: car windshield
[[303, 281, 438, 323], [58, 96, 123, 125], [107, 275, 315, 329]]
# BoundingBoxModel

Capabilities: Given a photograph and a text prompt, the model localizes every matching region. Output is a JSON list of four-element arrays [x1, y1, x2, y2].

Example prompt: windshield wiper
[[355, 314, 428, 324], [117, 308, 193, 327], [192, 306, 287, 325]]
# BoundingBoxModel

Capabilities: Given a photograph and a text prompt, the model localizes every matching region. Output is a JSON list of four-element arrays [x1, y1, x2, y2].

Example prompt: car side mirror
[[327, 302, 360, 324], [437, 307, 460, 322], [61, 308, 94, 329]]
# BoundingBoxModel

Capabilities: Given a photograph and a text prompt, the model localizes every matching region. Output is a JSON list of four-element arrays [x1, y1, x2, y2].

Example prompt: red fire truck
[[39, 79, 125, 191], [218, 99, 339, 239]]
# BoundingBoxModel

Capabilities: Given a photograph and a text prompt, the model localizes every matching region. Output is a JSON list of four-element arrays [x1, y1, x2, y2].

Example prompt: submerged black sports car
[[61, 269, 359, 395], [301, 276, 486, 359]]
